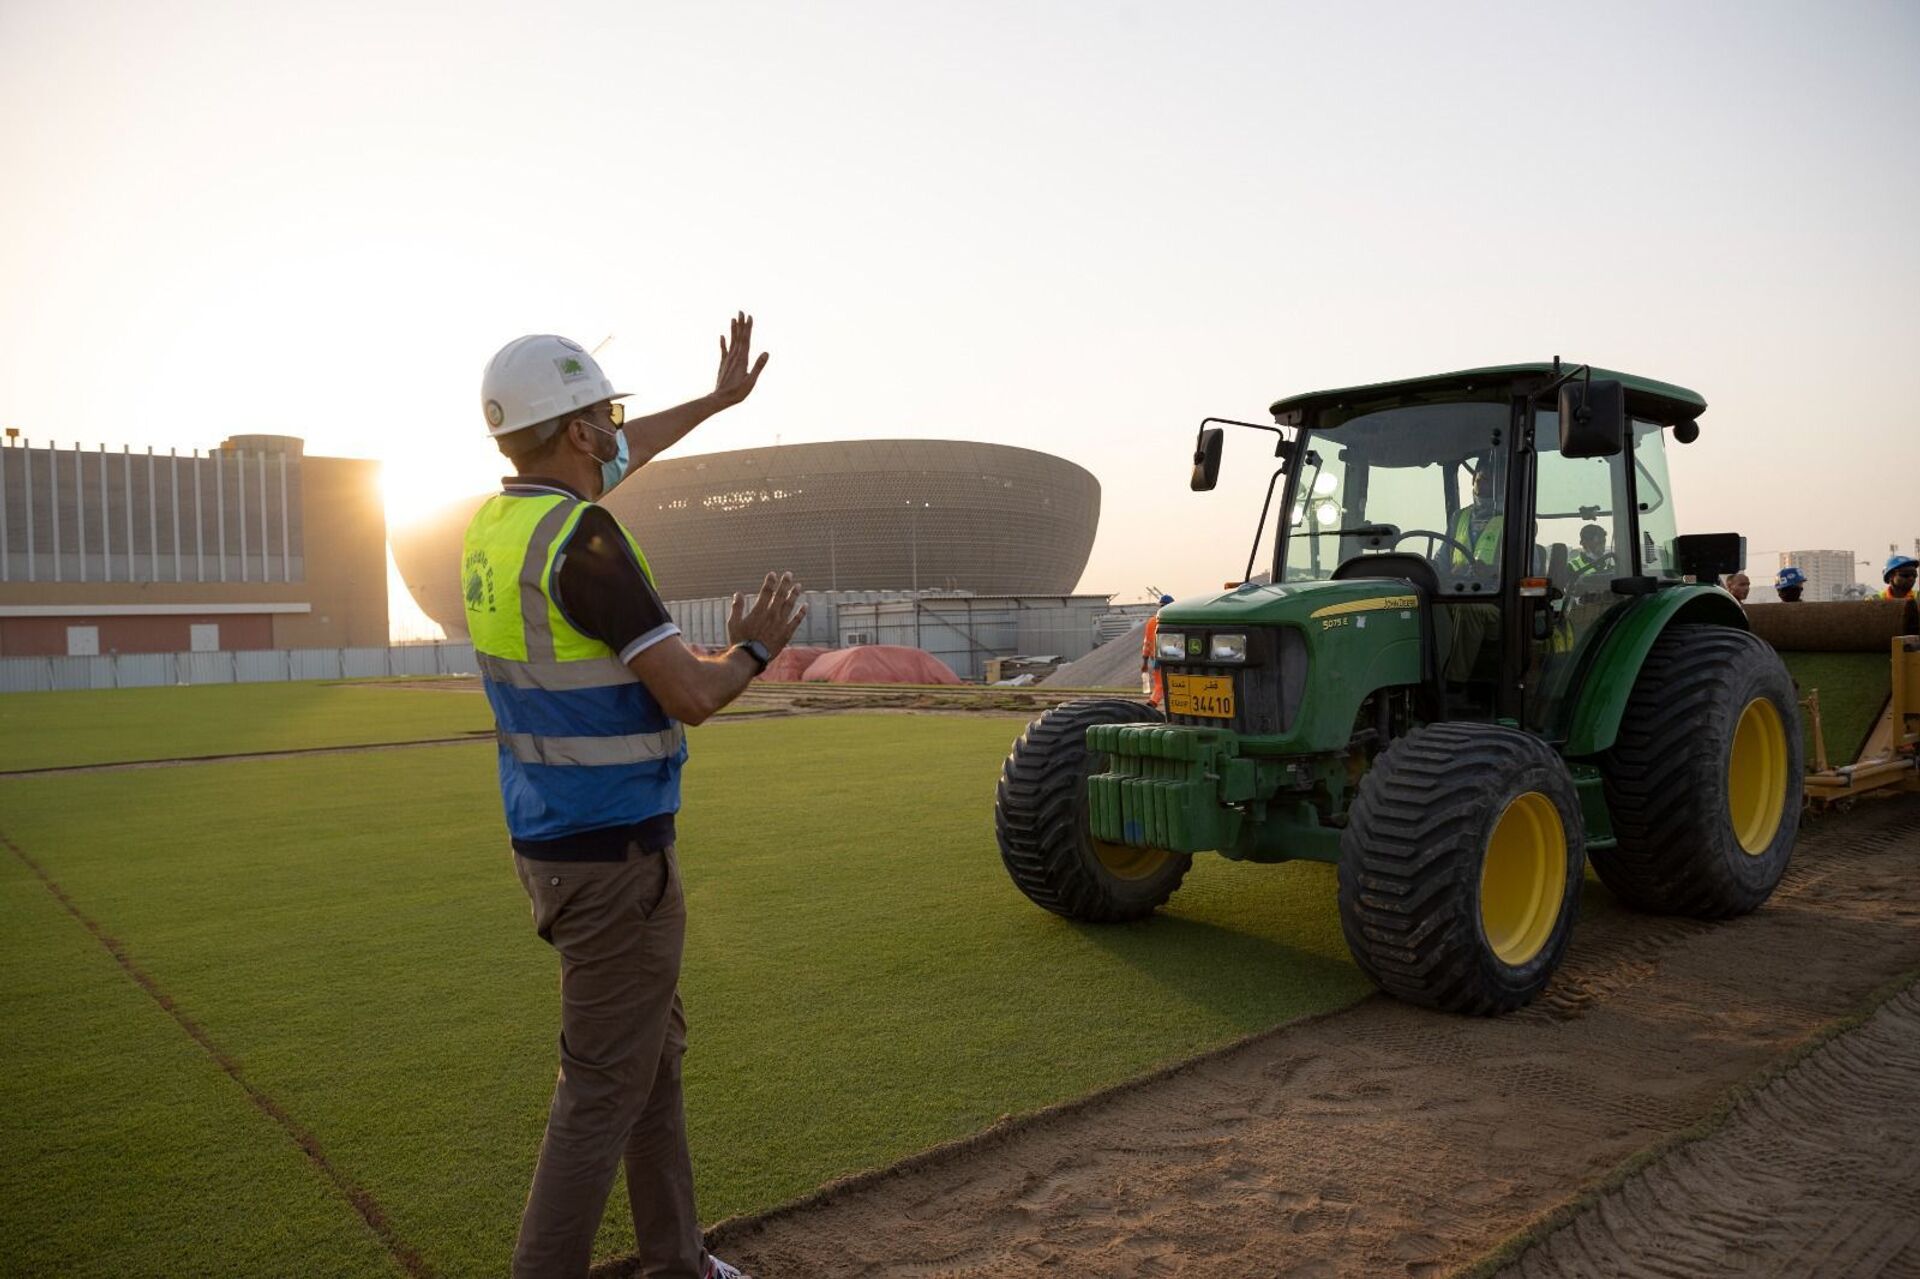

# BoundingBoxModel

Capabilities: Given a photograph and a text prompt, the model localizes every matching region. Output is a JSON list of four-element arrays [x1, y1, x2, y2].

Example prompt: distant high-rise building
[[1781, 549, 1857, 603]]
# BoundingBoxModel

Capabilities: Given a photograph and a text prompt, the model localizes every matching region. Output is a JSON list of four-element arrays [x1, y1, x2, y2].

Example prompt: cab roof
[[1269, 362, 1708, 429]]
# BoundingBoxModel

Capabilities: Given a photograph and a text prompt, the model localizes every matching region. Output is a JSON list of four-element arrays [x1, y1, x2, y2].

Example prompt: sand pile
[[1042, 623, 1146, 690]]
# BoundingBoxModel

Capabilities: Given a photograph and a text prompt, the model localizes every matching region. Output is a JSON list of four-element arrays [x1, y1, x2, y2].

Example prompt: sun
[[379, 446, 498, 531]]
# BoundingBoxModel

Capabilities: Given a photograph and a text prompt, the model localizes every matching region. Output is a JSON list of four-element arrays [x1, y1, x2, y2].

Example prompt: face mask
[[585, 422, 629, 496]]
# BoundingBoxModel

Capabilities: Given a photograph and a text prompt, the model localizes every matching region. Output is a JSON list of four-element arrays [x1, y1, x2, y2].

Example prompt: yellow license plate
[[1167, 674, 1235, 718]]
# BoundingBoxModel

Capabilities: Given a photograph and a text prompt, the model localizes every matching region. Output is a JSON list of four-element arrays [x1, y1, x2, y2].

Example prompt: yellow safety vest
[[462, 486, 686, 842], [1450, 509, 1503, 570]]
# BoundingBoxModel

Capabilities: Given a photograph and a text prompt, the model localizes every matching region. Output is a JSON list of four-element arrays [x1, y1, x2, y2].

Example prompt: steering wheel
[[1391, 527, 1483, 572]]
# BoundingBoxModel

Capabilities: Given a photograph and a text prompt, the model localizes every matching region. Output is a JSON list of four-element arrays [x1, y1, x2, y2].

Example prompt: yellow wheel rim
[[1092, 837, 1171, 880], [1728, 696, 1789, 855], [1479, 791, 1568, 967]]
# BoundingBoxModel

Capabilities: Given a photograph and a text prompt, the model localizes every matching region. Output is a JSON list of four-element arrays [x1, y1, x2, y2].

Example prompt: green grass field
[[0, 682, 495, 772], [0, 697, 1371, 1277]]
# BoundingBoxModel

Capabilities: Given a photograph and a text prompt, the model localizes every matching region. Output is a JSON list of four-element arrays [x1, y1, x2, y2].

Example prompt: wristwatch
[[733, 639, 772, 674]]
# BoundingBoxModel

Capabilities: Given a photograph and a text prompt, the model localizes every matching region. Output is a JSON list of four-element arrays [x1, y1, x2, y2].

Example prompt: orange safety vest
[[1142, 614, 1164, 706]]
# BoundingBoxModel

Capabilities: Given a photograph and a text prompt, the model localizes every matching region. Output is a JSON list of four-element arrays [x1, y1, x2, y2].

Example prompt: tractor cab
[[1202, 362, 1717, 738]]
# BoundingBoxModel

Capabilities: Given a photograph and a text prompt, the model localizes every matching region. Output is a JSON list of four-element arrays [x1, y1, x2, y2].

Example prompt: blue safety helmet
[[1775, 566, 1806, 589], [1884, 555, 1918, 582], [1159, 595, 1174, 606]]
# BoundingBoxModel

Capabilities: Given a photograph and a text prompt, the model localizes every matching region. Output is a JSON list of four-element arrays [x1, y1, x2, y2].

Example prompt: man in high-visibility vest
[[1449, 464, 1503, 572], [1569, 523, 1614, 577], [1141, 594, 1174, 706], [467, 318, 802, 1279], [1879, 555, 1918, 601], [1443, 462, 1502, 682]]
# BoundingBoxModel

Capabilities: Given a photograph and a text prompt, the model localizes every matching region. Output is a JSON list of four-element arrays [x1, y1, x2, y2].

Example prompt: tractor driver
[[1441, 458, 1503, 684], [1448, 462, 1503, 576], [1569, 524, 1614, 577]]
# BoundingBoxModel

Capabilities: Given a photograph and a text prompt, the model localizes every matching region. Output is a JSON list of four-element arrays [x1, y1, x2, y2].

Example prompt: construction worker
[[1568, 523, 1613, 577], [465, 318, 800, 1279], [1723, 571, 1751, 604], [1443, 462, 1502, 682], [1142, 594, 1174, 707], [1449, 463, 1503, 571], [1878, 554, 1918, 601], [1776, 566, 1806, 603]]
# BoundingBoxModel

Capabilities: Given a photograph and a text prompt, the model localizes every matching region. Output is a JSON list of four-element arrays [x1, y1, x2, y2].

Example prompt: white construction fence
[[0, 642, 479, 694]]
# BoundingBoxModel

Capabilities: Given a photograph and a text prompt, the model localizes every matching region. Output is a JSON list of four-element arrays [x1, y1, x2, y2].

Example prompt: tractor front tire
[[1338, 723, 1586, 1015], [995, 698, 1191, 922], [1597, 624, 1802, 916]]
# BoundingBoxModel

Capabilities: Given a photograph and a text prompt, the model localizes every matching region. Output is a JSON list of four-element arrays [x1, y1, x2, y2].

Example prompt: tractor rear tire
[[995, 698, 1191, 922], [1338, 722, 1585, 1015], [1596, 624, 1801, 917]]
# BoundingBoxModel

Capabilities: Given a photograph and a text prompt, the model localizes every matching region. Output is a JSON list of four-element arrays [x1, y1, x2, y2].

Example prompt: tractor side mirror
[[1558, 379, 1626, 458], [1191, 427, 1224, 491]]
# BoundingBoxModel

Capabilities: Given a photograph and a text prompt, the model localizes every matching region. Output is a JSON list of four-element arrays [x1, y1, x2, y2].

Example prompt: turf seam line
[[0, 826, 438, 1279], [0, 735, 491, 777]]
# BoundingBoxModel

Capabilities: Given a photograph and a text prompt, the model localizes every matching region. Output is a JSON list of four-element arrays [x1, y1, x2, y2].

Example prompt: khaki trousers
[[512, 846, 703, 1279]]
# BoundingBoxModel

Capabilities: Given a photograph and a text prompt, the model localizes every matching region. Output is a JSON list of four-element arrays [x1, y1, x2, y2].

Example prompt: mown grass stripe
[[0, 825, 438, 1279]]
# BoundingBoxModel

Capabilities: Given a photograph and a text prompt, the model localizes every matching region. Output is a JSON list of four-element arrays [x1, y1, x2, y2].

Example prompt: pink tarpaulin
[[801, 645, 962, 685], [757, 645, 828, 682]]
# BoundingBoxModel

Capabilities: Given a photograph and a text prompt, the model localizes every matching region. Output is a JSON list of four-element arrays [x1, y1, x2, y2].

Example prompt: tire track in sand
[[1495, 981, 1920, 1279]]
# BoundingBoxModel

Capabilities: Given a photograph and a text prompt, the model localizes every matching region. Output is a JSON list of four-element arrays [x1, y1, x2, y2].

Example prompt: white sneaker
[[704, 1256, 752, 1279]]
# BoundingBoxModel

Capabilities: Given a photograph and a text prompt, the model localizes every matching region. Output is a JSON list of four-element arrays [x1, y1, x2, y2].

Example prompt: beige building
[[1779, 549, 1857, 603], [0, 434, 386, 656]]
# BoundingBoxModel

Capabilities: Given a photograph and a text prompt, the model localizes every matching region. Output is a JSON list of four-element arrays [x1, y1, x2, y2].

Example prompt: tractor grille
[[1164, 626, 1306, 737]]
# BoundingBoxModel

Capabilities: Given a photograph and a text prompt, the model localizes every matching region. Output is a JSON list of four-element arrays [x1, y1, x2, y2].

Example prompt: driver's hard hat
[[1776, 566, 1806, 588], [481, 335, 629, 437], [1884, 554, 1919, 582], [1158, 594, 1174, 606]]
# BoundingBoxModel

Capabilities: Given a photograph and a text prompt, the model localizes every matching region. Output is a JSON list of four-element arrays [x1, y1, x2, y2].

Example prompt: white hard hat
[[480, 335, 629, 437]]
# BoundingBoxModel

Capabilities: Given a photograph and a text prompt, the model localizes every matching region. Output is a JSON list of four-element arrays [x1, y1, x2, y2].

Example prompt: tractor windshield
[[1282, 402, 1508, 596]]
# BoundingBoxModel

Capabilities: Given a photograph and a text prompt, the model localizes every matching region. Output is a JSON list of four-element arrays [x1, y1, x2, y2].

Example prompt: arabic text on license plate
[[1169, 674, 1234, 718]]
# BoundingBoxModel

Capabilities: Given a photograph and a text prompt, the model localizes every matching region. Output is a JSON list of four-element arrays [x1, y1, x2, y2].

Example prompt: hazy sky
[[3, 0, 1916, 621]]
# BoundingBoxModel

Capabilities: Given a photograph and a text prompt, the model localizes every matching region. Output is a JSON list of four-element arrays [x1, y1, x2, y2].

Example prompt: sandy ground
[[649, 797, 1920, 1279], [1495, 981, 1920, 1278]]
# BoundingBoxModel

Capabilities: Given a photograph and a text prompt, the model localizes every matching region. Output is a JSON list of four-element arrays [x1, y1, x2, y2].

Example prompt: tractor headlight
[[1210, 633, 1248, 662], [1157, 631, 1187, 662]]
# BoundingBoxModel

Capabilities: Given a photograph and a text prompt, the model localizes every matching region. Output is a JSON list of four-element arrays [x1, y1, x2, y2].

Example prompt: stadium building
[[0, 434, 387, 657], [391, 439, 1103, 644]]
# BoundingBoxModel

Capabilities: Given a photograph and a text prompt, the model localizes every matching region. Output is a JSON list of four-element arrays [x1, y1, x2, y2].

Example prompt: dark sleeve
[[552, 506, 680, 662]]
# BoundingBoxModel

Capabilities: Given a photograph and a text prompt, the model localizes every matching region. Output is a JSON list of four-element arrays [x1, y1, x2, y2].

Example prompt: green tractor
[[995, 362, 1801, 1014]]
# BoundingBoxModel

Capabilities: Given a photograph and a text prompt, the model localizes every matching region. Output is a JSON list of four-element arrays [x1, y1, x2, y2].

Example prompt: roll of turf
[[1746, 599, 1918, 653]]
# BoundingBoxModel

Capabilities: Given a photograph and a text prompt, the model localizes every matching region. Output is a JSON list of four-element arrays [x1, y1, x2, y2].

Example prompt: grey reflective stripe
[[477, 651, 638, 691], [519, 500, 579, 663], [497, 725, 687, 767]]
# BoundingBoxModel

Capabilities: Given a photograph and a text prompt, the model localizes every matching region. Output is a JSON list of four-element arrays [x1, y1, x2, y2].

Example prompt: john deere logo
[[1187, 636, 1203, 656], [484, 399, 504, 428]]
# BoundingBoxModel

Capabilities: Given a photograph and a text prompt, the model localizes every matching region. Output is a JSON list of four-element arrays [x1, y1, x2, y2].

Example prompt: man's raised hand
[[713, 312, 770, 408]]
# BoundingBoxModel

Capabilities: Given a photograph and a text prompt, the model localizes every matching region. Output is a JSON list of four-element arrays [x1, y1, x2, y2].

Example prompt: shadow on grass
[[1067, 909, 1371, 1022]]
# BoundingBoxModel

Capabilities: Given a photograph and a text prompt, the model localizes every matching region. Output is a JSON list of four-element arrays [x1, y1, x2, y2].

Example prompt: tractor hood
[[1160, 578, 1421, 629], [1154, 577, 1425, 753]]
